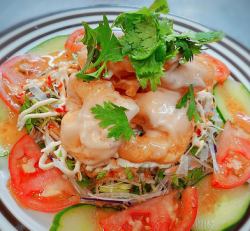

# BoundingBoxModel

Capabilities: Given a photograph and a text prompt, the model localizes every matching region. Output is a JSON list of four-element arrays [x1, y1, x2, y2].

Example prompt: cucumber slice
[[28, 35, 68, 55], [192, 176, 250, 231], [50, 204, 115, 231], [214, 79, 250, 121], [0, 99, 10, 156]]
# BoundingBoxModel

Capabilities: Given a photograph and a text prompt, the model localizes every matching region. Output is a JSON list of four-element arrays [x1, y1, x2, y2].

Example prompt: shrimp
[[107, 57, 134, 77], [61, 79, 139, 165], [77, 47, 88, 68], [118, 88, 193, 164], [161, 54, 229, 91]]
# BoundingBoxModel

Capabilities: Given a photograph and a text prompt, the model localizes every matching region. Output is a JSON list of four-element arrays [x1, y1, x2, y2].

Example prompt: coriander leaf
[[77, 176, 91, 188], [131, 51, 163, 91], [131, 185, 140, 195], [149, 0, 169, 14], [94, 16, 123, 65], [96, 171, 107, 180], [77, 15, 123, 81], [65, 158, 75, 170], [114, 4, 172, 90], [156, 169, 165, 180], [190, 31, 224, 44], [190, 146, 199, 156], [20, 97, 34, 133], [176, 85, 201, 122], [171, 175, 186, 189], [171, 168, 205, 189], [165, 31, 224, 63], [176, 39, 202, 62], [91, 101, 134, 141], [114, 12, 159, 60], [188, 85, 201, 122], [159, 18, 173, 38], [186, 168, 205, 185], [125, 168, 134, 180], [77, 62, 106, 81], [176, 91, 189, 109]]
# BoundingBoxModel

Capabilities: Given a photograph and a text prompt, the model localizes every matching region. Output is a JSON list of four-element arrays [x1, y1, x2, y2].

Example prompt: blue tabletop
[[0, 0, 249, 48]]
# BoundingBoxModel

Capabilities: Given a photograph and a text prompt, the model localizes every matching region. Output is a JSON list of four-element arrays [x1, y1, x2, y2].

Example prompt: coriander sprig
[[77, 0, 224, 90], [91, 101, 134, 141], [176, 85, 201, 123]]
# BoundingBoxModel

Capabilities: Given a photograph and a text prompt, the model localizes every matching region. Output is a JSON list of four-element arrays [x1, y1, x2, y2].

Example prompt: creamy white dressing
[[42, 50, 65, 67], [116, 158, 172, 169], [17, 98, 59, 130], [161, 55, 214, 90], [136, 88, 191, 137], [38, 135, 81, 176]]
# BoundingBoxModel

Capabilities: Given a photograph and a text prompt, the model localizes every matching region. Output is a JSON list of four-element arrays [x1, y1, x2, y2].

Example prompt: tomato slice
[[171, 187, 198, 231], [212, 121, 250, 189], [9, 135, 80, 212], [65, 28, 85, 54], [100, 187, 198, 231], [0, 55, 48, 112], [200, 54, 230, 83]]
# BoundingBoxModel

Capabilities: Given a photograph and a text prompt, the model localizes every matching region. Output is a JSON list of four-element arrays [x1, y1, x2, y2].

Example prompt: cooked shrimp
[[111, 76, 140, 97], [118, 88, 193, 164], [61, 79, 139, 165], [161, 54, 229, 91], [107, 57, 134, 77], [77, 47, 88, 68]]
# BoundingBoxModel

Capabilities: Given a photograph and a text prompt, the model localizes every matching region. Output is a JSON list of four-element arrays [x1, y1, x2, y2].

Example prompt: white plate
[[0, 6, 249, 231]]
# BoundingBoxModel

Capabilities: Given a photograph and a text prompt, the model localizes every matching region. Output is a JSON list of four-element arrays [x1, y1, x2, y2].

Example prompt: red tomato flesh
[[200, 54, 230, 83], [9, 135, 80, 212], [100, 187, 198, 231], [212, 121, 250, 189], [0, 55, 48, 112]]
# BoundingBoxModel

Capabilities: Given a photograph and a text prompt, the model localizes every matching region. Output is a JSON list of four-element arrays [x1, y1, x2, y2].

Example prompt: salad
[[0, 0, 249, 230]]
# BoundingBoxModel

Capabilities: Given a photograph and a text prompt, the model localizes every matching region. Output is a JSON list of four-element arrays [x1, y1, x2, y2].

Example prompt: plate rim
[[0, 5, 249, 231], [0, 4, 249, 52]]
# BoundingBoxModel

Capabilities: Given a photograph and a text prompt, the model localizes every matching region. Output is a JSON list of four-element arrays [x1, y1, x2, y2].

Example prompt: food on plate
[[0, 0, 249, 230]]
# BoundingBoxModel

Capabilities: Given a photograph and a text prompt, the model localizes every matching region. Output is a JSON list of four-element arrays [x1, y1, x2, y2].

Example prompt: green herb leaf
[[96, 171, 107, 180], [176, 91, 189, 109], [77, 62, 106, 81], [20, 97, 34, 133], [186, 168, 205, 185], [156, 169, 165, 180], [125, 168, 134, 180], [166, 31, 224, 62], [77, 0, 224, 91], [91, 101, 134, 141], [190, 31, 224, 44], [131, 185, 140, 195], [65, 158, 75, 170], [176, 85, 201, 122], [114, 12, 160, 60], [114, 5, 172, 90], [171, 175, 187, 189], [77, 15, 123, 80], [77, 176, 91, 188], [176, 39, 202, 62], [171, 168, 205, 189], [190, 146, 199, 156], [149, 0, 169, 14]]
